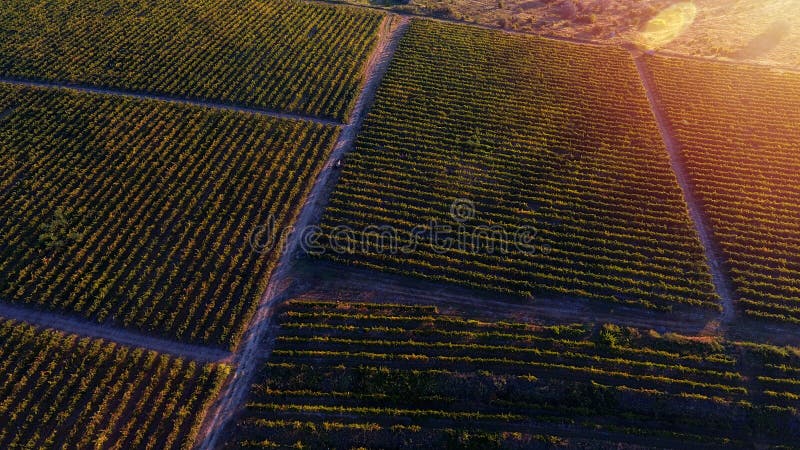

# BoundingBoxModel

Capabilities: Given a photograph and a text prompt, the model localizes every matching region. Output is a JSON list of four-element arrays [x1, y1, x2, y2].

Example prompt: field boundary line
[[0, 77, 341, 126], [300, 259, 724, 336], [192, 14, 410, 450], [633, 54, 738, 326], [650, 49, 800, 74], [311, 0, 800, 73], [0, 301, 231, 362], [306, 0, 609, 47]]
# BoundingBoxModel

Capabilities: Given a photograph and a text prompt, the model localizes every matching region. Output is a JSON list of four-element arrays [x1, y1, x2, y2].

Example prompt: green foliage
[[549, 323, 591, 339], [0, 0, 383, 121], [0, 85, 337, 346], [37, 206, 85, 249], [648, 55, 800, 326], [597, 323, 623, 348], [318, 20, 719, 312], [0, 319, 229, 449], [230, 300, 800, 448]]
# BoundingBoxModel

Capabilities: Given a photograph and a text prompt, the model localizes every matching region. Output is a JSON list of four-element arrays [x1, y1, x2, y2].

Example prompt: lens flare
[[636, 2, 697, 50]]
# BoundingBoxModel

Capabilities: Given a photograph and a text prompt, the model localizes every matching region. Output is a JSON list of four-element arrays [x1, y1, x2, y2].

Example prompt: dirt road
[[0, 77, 340, 126], [192, 15, 410, 450], [0, 302, 231, 362], [633, 54, 738, 327]]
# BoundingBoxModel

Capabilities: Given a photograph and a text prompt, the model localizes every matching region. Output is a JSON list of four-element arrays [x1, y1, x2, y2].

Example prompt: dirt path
[[653, 48, 800, 74], [0, 77, 341, 126], [633, 54, 738, 327], [305, 0, 610, 47], [297, 260, 722, 336], [0, 302, 231, 362], [301, 255, 799, 346], [193, 15, 410, 450]]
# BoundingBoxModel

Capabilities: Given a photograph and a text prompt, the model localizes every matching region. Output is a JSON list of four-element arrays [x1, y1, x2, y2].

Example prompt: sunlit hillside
[[372, 0, 800, 67], [664, 0, 800, 67]]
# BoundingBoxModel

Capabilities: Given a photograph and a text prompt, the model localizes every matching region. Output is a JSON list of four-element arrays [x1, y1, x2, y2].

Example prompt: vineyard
[[318, 20, 719, 312], [0, 83, 338, 347], [646, 56, 800, 326], [230, 299, 800, 448], [0, 318, 229, 449], [1, 0, 798, 446], [0, 0, 384, 121]]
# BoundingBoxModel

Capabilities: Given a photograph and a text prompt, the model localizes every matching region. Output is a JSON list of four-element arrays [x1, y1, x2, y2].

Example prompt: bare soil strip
[[296, 260, 722, 336], [292, 255, 800, 347], [0, 302, 231, 362], [633, 54, 738, 326], [193, 15, 410, 450], [0, 77, 341, 126]]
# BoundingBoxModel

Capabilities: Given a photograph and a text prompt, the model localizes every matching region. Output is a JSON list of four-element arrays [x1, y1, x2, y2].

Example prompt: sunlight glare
[[636, 2, 698, 50]]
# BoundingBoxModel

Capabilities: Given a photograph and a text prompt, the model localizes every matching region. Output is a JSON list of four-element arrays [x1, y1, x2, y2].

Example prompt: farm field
[[645, 56, 800, 326], [0, 318, 229, 449], [336, 0, 800, 69], [0, 0, 384, 121], [2, 0, 799, 446], [229, 299, 800, 448], [0, 84, 338, 347], [342, 0, 673, 40], [318, 19, 719, 312]]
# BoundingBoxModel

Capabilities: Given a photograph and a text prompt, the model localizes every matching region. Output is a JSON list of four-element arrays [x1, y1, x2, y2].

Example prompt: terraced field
[[0, 318, 229, 449], [0, 0, 384, 121], [318, 19, 718, 312], [230, 300, 800, 448], [646, 56, 800, 325], [0, 84, 338, 347]]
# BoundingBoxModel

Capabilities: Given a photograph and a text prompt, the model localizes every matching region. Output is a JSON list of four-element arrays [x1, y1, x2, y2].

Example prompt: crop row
[[0, 0, 384, 121], [646, 56, 800, 326], [0, 318, 229, 449], [229, 299, 800, 448], [317, 19, 719, 311], [0, 84, 338, 347]]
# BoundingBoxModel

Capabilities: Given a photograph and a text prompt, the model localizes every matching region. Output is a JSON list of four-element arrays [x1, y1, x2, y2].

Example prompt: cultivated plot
[[230, 299, 800, 448], [318, 20, 718, 312], [646, 56, 800, 325], [0, 84, 338, 346], [0, 0, 384, 121], [0, 318, 229, 449]]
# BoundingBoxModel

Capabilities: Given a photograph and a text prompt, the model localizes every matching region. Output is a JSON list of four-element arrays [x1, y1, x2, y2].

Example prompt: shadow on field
[[734, 20, 791, 59]]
